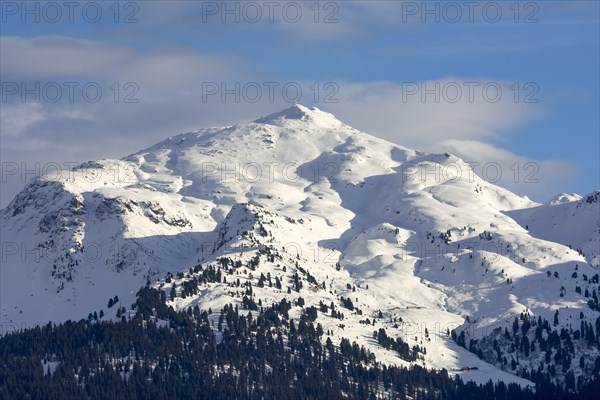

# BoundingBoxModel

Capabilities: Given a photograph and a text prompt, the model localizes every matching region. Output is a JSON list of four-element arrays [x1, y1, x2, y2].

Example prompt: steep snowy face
[[1, 105, 598, 387]]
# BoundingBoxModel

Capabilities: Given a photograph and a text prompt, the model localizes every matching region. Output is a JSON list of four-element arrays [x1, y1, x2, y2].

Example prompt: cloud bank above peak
[[0, 28, 593, 207]]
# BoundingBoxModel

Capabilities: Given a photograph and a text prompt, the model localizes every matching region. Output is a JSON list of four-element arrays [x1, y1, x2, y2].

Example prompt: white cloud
[[430, 139, 578, 201], [326, 79, 546, 145], [0, 35, 245, 83], [0, 103, 46, 136], [0, 36, 577, 206], [0, 36, 132, 79]]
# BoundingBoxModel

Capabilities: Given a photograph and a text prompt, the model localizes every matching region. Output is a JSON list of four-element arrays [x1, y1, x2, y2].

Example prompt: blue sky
[[1, 1, 598, 205]]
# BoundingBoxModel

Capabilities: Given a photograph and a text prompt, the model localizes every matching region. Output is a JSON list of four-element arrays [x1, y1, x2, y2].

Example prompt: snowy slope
[[1, 104, 599, 387], [506, 191, 600, 267]]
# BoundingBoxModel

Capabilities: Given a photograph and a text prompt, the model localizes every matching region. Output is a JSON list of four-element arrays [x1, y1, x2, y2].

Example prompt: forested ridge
[[1, 287, 600, 399]]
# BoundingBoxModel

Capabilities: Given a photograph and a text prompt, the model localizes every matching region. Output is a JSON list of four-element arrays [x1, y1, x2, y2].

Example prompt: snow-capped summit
[[254, 103, 343, 128], [1, 105, 599, 387], [255, 103, 315, 121], [545, 192, 582, 206]]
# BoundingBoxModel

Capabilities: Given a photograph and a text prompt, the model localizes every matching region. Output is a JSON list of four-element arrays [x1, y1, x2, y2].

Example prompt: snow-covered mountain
[[506, 191, 600, 267], [2, 104, 599, 387], [545, 193, 583, 206]]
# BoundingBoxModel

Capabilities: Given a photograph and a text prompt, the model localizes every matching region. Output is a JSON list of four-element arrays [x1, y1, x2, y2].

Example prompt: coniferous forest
[[1, 287, 600, 399]]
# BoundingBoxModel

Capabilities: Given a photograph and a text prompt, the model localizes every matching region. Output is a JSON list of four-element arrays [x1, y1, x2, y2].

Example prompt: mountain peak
[[254, 103, 342, 128], [3, 102, 599, 390], [545, 192, 582, 206]]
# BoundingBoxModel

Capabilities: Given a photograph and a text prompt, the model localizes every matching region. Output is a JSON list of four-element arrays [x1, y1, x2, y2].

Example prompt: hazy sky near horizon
[[1, 1, 598, 206]]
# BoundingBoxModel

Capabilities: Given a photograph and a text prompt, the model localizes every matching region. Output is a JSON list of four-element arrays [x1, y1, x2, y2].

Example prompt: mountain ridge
[[2, 105, 599, 387]]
